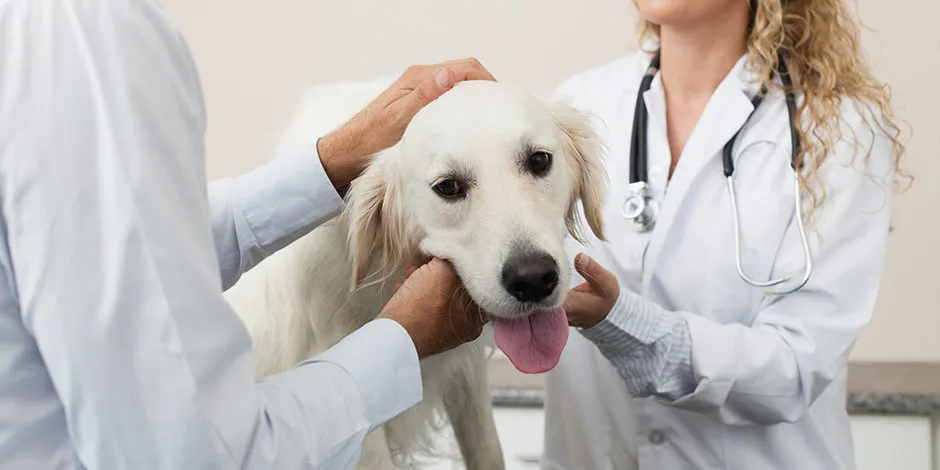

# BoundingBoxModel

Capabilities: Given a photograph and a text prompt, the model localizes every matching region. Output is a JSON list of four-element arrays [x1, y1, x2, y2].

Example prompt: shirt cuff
[[577, 289, 698, 400], [578, 288, 663, 355], [303, 318, 423, 428], [235, 138, 346, 254]]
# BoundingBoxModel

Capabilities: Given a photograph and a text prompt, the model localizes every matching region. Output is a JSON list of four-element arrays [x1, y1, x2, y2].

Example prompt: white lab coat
[[541, 52, 895, 469]]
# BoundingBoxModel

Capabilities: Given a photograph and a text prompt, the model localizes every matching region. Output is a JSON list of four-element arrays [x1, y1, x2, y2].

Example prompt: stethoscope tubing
[[624, 52, 813, 295]]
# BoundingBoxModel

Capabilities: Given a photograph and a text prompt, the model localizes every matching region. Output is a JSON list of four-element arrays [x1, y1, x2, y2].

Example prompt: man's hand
[[378, 257, 487, 359], [318, 58, 497, 189], [564, 253, 621, 329]]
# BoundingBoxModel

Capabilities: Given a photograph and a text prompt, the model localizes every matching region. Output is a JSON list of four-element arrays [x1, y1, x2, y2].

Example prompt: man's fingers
[[456, 63, 497, 82], [389, 59, 496, 131], [393, 282, 403, 294], [407, 68, 454, 112], [404, 58, 496, 109], [404, 265, 418, 278], [445, 58, 497, 82], [420, 58, 496, 83]]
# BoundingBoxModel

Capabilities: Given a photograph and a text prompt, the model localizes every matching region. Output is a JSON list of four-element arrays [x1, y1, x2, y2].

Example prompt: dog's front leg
[[443, 348, 506, 470]]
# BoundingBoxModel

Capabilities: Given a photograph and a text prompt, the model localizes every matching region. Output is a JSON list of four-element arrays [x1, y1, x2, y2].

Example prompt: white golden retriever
[[223, 78, 606, 469]]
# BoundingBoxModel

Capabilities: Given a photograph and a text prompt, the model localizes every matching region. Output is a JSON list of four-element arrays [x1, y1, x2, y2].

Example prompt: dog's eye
[[433, 179, 465, 199], [527, 151, 553, 176]]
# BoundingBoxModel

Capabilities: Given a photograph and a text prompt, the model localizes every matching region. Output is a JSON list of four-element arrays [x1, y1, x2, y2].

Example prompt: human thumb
[[574, 253, 615, 292], [409, 68, 454, 110]]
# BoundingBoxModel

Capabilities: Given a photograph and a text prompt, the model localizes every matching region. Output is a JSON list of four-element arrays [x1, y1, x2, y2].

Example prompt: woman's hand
[[564, 253, 621, 329], [318, 58, 497, 188]]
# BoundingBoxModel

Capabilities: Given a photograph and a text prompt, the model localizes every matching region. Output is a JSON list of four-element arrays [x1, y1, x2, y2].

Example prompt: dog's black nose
[[501, 252, 559, 303]]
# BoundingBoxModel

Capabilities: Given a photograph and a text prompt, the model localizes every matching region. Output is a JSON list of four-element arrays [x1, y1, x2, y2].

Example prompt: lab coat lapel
[[640, 63, 757, 293]]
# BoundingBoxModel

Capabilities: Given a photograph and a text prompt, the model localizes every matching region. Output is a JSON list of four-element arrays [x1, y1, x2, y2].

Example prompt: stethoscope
[[622, 54, 813, 295]]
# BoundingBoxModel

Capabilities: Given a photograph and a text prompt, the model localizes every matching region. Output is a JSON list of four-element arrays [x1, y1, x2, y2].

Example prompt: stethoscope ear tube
[[624, 56, 660, 233], [629, 56, 659, 185], [777, 53, 803, 170]]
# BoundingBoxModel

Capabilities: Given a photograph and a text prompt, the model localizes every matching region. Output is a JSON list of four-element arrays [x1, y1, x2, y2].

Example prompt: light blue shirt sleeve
[[578, 289, 697, 401], [208, 138, 345, 290], [0, 1, 421, 468]]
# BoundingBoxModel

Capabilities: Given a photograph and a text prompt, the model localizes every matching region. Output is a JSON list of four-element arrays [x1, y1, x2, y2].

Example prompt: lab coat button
[[648, 430, 666, 445]]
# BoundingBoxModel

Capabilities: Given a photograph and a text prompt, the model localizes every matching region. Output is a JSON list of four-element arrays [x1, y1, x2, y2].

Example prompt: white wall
[[851, 0, 940, 361], [164, 0, 940, 362], [167, 0, 638, 178]]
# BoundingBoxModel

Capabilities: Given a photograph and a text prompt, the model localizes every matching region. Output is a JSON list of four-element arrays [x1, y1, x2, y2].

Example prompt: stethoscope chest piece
[[622, 181, 659, 232]]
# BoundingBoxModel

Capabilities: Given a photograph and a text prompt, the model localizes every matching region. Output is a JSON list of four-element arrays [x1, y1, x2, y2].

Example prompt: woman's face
[[635, 0, 750, 27]]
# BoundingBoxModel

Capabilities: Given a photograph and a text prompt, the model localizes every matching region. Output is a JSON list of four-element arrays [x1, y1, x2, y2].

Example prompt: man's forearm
[[209, 138, 346, 289]]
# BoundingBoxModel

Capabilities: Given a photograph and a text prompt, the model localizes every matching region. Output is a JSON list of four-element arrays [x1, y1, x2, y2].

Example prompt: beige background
[[164, 1, 940, 363]]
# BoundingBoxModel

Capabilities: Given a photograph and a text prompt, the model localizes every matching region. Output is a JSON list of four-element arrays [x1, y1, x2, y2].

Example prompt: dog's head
[[344, 80, 606, 370]]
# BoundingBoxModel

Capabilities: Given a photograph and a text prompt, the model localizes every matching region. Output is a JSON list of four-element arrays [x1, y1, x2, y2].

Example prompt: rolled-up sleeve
[[0, 1, 421, 468]]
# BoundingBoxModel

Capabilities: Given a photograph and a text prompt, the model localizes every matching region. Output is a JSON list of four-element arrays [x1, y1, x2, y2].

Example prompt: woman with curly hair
[[543, 1, 908, 468]]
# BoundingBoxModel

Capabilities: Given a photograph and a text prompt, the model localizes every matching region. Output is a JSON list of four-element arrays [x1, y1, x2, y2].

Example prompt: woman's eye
[[433, 179, 465, 199], [527, 151, 553, 175]]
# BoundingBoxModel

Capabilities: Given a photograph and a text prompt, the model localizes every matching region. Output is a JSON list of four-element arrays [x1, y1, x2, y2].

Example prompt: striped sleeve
[[578, 289, 697, 401]]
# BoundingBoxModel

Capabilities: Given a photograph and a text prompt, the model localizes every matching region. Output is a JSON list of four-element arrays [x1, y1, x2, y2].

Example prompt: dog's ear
[[343, 149, 409, 288], [549, 101, 607, 242]]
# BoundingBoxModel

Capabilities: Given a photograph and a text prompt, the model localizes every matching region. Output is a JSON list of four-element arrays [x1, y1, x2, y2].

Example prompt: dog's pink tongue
[[493, 306, 569, 374]]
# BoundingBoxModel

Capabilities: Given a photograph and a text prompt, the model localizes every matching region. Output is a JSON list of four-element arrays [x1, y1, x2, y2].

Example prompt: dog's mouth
[[423, 245, 570, 375], [490, 306, 569, 375]]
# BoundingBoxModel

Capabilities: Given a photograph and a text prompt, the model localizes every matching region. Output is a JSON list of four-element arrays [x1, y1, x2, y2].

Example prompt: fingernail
[[576, 253, 590, 269], [435, 69, 453, 89]]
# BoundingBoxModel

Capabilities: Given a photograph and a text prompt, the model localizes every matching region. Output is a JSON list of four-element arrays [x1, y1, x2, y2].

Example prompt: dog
[[222, 77, 607, 469]]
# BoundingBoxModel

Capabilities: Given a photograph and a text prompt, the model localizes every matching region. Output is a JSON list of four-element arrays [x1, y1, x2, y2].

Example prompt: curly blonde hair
[[637, 0, 910, 219]]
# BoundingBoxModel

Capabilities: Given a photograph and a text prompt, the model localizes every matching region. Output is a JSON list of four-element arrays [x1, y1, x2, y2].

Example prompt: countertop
[[487, 357, 940, 415]]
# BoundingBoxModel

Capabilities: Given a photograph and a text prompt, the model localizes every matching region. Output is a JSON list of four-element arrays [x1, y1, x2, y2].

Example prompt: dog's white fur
[[223, 78, 606, 469]]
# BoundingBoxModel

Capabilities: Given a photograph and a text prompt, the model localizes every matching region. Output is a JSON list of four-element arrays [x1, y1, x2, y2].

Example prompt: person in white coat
[[0, 1, 496, 468], [544, 0, 908, 469]]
